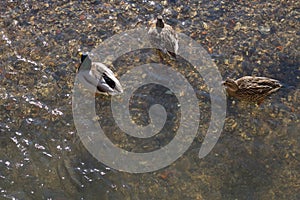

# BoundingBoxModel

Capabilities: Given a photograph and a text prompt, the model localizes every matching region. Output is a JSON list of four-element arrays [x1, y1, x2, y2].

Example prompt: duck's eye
[[103, 73, 116, 89]]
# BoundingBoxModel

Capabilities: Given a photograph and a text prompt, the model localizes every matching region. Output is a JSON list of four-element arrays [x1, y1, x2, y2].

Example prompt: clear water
[[0, 0, 299, 199]]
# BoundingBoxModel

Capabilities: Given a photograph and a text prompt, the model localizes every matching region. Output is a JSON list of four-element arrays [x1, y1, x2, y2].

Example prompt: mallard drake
[[148, 15, 179, 58], [77, 53, 123, 95], [223, 76, 282, 104]]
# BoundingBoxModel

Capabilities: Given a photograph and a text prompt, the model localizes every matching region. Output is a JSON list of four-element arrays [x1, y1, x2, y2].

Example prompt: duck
[[77, 53, 123, 95], [148, 15, 179, 58], [223, 76, 282, 104]]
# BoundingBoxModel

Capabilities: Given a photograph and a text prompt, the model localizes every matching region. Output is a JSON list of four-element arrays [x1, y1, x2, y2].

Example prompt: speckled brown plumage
[[148, 16, 178, 58], [223, 76, 282, 104]]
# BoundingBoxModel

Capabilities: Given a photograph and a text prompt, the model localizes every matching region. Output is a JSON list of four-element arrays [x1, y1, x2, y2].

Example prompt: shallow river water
[[0, 0, 299, 199]]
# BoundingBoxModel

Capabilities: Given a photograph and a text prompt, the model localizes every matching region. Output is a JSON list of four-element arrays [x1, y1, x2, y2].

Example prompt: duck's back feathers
[[224, 76, 282, 103], [236, 76, 282, 95]]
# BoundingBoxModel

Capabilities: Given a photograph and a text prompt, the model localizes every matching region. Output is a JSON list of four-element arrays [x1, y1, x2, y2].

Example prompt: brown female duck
[[223, 76, 282, 104], [148, 16, 178, 58]]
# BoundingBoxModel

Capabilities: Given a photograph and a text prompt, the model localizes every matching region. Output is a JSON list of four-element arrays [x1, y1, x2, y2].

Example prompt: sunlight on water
[[0, 0, 299, 199]]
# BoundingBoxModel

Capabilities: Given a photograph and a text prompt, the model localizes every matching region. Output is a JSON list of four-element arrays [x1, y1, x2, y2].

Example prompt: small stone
[[258, 25, 271, 34], [234, 22, 241, 31], [202, 21, 209, 30]]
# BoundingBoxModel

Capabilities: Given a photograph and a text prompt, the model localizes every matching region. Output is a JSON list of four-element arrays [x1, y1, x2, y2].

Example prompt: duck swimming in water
[[223, 76, 282, 104], [77, 53, 123, 95], [148, 16, 179, 58]]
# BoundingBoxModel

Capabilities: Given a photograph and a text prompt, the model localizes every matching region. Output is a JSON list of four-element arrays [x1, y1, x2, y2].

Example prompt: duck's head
[[156, 15, 164, 28], [77, 52, 90, 72], [222, 78, 239, 92], [80, 52, 89, 63]]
